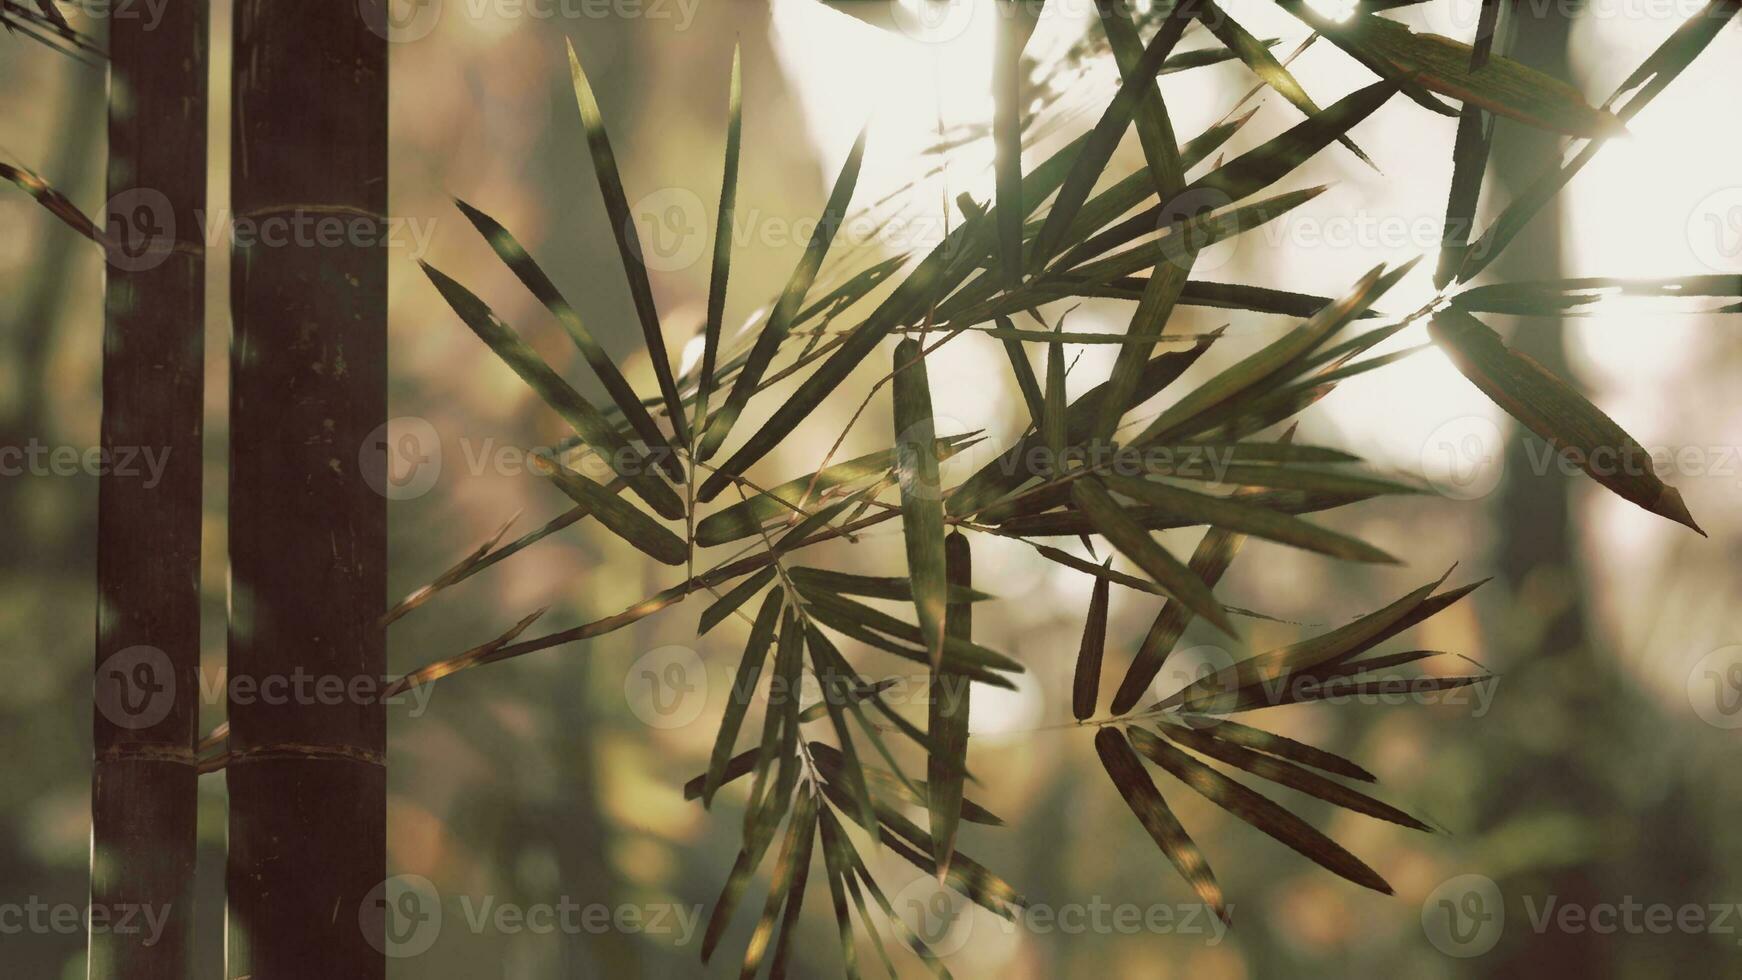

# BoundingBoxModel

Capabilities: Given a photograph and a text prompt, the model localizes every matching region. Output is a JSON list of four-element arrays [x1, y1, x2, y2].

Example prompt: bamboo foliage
[[2, 0, 1736, 973]]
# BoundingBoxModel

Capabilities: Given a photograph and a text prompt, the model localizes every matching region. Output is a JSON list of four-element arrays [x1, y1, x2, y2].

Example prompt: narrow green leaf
[[1180, 716, 1378, 782], [1099, 473, 1399, 564], [1131, 261, 1402, 446], [566, 39, 689, 443], [893, 338, 950, 667], [1043, 318, 1067, 472], [930, 531, 974, 877], [1072, 477, 1236, 637], [1072, 559, 1112, 720], [788, 566, 994, 605], [699, 566, 779, 637], [1128, 727, 1392, 893], [1351, 15, 1626, 138], [1451, 274, 1742, 316], [806, 622, 880, 847], [740, 789, 816, 979], [1096, 0, 1188, 202], [993, 0, 1041, 289], [542, 460, 687, 565], [704, 589, 782, 807], [998, 316, 1046, 427], [697, 44, 744, 433], [1095, 728, 1229, 921], [700, 124, 870, 460], [453, 197, 682, 476], [1154, 721, 1428, 831], [1430, 307, 1701, 533], [419, 261, 684, 519]]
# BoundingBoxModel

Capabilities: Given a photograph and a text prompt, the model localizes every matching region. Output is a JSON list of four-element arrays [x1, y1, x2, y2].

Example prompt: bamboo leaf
[[700, 124, 870, 459], [1042, 317, 1067, 471], [893, 338, 950, 667], [1128, 727, 1393, 894], [698, 44, 744, 433], [567, 39, 689, 443], [699, 566, 779, 637], [788, 566, 994, 605], [1132, 261, 1404, 446], [1194, 0, 1373, 166], [541, 459, 687, 565], [806, 622, 880, 848], [1429, 307, 1701, 533], [1096, 0, 1189, 201], [1153, 721, 1428, 831], [740, 789, 817, 979], [1099, 473, 1399, 564], [1071, 476, 1236, 637], [930, 531, 974, 876], [453, 197, 682, 475], [1072, 559, 1112, 720], [419, 261, 684, 519], [993, 0, 1041, 289], [1351, 15, 1626, 138], [998, 316, 1046, 426], [1032, 1, 1197, 267], [795, 587, 1024, 682], [1177, 716, 1377, 782], [1450, 274, 1742, 317], [704, 589, 783, 807], [1095, 728, 1229, 922], [828, 808, 953, 979], [816, 802, 863, 980]]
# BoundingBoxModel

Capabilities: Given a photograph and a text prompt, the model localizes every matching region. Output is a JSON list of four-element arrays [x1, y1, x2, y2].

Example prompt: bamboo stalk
[[90, 4, 208, 977], [226, 1, 388, 975]]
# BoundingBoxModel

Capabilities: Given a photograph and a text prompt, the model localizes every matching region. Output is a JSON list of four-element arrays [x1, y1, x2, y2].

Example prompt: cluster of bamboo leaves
[[8, 0, 1738, 974]]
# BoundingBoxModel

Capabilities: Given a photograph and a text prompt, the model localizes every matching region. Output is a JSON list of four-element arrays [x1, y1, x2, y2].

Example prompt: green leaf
[[828, 808, 953, 979], [453, 197, 683, 477], [992, 0, 1041, 289], [541, 459, 688, 565], [1032, 1, 1197, 268], [1429, 307, 1701, 533], [893, 338, 950, 667], [1454, 0, 1739, 282], [703, 589, 782, 807], [1193, 0, 1373, 167], [1351, 15, 1626, 138], [1109, 434, 1261, 715], [806, 622, 880, 848], [697, 44, 744, 433], [1096, 0, 1188, 202], [1058, 80, 1396, 270], [418, 261, 685, 519], [947, 334, 1216, 519], [1153, 721, 1428, 830], [1099, 473, 1398, 564], [998, 315, 1047, 426], [1127, 727, 1392, 893], [1095, 728, 1228, 921], [815, 802, 863, 980], [740, 788, 816, 979], [699, 566, 779, 637], [1043, 317, 1067, 472], [1175, 716, 1377, 782], [1131, 260, 1406, 445], [1432, 0, 1498, 289], [566, 39, 689, 444], [1451, 275, 1742, 317], [1071, 476, 1236, 637], [788, 566, 993, 604], [699, 123, 870, 460], [696, 437, 973, 547], [1072, 559, 1112, 720], [930, 531, 975, 876], [795, 587, 1023, 684]]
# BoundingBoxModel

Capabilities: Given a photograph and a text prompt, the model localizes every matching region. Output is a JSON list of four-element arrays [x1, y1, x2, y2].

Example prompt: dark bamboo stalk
[[90, 4, 208, 977], [226, 2, 388, 975]]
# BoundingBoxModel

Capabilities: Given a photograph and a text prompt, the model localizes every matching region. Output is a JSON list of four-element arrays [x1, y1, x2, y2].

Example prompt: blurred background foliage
[[3, 0, 1742, 976]]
